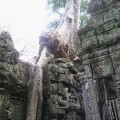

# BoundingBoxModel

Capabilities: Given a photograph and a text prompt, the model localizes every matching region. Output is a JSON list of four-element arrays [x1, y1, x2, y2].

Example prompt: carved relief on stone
[[0, 93, 10, 120], [92, 59, 113, 78], [97, 76, 119, 120], [81, 79, 101, 120], [10, 100, 27, 120], [42, 58, 84, 120], [0, 31, 28, 120]]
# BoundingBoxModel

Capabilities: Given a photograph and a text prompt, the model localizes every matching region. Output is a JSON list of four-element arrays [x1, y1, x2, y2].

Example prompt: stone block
[[58, 74, 66, 82], [103, 4, 120, 22], [83, 48, 108, 62], [49, 104, 65, 117], [58, 63, 68, 68], [83, 54, 109, 65], [103, 0, 113, 6], [73, 57, 84, 72], [110, 49, 120, 74], [0, 113, 8, 120], [20, 72, 28, 84], [82, 36, 98, 52], [0, 92, 10, 120], [5, 39, 14, 48], [109, 43, 120, 53], [92, 59, 114, 78], [112, 75, 120, 97], [11, 100, 27, 120], [117, 27, 120, 36], [0, 93, 10, 111], [110, 51, 120, 64], [47, 71, 56, 81], [92, 48, 108, 58], [49, 84, 58, 95], [0, 39, 5, 46], [113, 62, 120, 74], [104, 20, 118, 31], [115, 98, 120, 119], [96, 24, 105, 34], [96, 19, 118, 34], [80, 30, 96, 40], [82, 54, 91, 61], [97, 28, 119, 46], [84, 65, 93, 78], [92, 14, 104, 26], [116, 14, 120, 22]]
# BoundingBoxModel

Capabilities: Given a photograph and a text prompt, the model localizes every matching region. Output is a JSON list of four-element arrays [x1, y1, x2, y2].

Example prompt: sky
[[0, 0, 49, 62]]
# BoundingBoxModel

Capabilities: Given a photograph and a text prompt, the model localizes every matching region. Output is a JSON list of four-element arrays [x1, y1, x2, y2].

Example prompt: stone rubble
[[0, 0, 120, 119]]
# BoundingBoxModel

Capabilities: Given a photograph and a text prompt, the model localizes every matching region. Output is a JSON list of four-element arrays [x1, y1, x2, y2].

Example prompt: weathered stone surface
[[92, 14, 104, 26], [1, 0, 120, 119], [42, 58, 84, 120], [82, 36, 98, 52], [81, 79, 101, 120], [92, 59, 114, 78], [97, 28, 119, 47], [0, 92, 10, 120], [96, 19, 119, 34], [10, 100, 27, 120], [78, 0, 120, 119], [0, 31, 29, 120]]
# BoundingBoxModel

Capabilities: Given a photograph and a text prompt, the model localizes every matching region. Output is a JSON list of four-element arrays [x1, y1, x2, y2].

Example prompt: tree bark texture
[[38, 0, 81, 60], [26, 0, 80, 120], [26, 65, 43, 120], [57, 0, 80, 54]]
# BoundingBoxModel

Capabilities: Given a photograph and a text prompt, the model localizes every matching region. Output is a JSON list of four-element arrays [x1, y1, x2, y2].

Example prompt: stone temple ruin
[[0, 0, 120, 120]]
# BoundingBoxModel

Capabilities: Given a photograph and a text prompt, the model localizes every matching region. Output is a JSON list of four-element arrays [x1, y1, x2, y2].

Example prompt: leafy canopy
[[47, 0, 90, 29]]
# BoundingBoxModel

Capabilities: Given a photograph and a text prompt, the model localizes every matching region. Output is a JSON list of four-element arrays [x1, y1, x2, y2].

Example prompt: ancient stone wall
[[0, 31, 30, 120], [42, 58, 85, 120], [78, 0, 120, 119], [0, 0, 120, 120]]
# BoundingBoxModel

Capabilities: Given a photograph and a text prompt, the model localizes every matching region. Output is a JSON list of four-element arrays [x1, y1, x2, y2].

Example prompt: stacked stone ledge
[[42, 58, 85, 120], [0, 31, 30, 120], [78, 0, 120, 119]]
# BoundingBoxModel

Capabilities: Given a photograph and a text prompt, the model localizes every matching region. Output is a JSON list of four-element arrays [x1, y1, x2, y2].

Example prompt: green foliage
[[47, 0, 90, 29], [47, 19, 60, 30], [48, 0, 66, 12], [80, 14, 90, 28], [80, 0, 90, 27], [81, 0, 89, 13]]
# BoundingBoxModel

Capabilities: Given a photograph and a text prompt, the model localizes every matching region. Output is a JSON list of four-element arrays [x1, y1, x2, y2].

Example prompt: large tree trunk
[[26, 65, 42, 120], [57, 0, 80, 53], [26, 0, 80, 120]]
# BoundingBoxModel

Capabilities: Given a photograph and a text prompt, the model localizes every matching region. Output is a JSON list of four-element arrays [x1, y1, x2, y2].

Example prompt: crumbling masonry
[[0, 0, 120, 120]]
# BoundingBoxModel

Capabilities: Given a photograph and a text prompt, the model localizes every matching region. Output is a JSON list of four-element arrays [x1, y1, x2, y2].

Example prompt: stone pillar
[[113, 75, 120, 119], [80, 78, 101, 120]]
